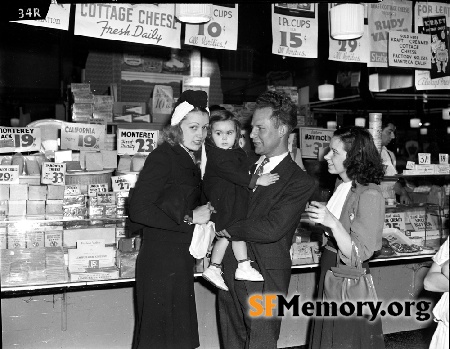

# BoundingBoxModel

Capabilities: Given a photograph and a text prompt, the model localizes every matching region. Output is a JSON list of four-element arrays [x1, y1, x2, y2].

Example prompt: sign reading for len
[[0, 165, 19, 184], [117, 129, 158, 155], [61, 122, 105, 151], [0, 127, 41, 153], [41, 162, 66, 186]]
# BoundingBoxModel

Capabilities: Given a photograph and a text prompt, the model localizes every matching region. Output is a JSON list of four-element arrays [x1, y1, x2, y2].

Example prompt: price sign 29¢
[[0, 165, 20, 184]]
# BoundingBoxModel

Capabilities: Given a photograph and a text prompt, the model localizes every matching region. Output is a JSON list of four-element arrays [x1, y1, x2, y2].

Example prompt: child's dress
[[429, 237, 449, 349], [202, 139, 258, 232]]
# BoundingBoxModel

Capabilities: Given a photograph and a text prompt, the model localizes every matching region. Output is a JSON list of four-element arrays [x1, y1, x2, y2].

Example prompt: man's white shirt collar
[[254, 152, 289, 174]]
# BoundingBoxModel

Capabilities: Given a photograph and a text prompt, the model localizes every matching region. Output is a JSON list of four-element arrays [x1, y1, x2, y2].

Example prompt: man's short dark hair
[[255, 91, 298, 132]]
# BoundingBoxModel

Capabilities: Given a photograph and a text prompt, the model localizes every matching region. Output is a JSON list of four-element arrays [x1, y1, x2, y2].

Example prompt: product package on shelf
[[1, 247, 67, 286], [67, 239, 118, 282]]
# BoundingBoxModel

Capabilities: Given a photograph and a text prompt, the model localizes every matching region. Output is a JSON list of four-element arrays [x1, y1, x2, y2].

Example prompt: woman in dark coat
[[129, 90, 213, 349]]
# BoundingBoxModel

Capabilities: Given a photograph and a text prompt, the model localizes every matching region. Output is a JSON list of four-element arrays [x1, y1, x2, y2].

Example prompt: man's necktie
[[255, 158, 269, 175]]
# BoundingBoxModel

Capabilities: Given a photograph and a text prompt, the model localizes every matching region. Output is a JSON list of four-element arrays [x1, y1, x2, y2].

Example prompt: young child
[[202, 109, 279, 291]]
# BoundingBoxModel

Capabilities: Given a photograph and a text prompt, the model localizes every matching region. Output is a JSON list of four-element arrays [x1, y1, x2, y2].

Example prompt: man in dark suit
[[216, 90, 317, 349]]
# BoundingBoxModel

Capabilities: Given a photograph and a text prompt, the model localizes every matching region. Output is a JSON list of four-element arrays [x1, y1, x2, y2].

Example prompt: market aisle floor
[[284, 325, 436, 349]]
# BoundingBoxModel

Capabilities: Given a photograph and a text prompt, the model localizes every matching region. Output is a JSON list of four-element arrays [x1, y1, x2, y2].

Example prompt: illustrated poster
[[414, 2, 450, 90]]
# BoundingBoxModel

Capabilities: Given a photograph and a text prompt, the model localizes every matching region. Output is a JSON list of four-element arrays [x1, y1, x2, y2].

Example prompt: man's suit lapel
[[248, 156, 294, 213]]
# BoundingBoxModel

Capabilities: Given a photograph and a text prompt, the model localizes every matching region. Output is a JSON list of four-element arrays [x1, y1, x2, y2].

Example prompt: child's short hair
[[209, 109, 242, 149]]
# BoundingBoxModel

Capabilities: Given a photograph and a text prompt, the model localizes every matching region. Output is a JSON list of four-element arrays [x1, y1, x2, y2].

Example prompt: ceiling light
[[420, 128, 427, 135], [318, 83, 334, 101], [355, 117, 366, 127], [443, 107, 450, 120], [330, 4, 364, 40], [410, 118, 421, 128], [175, 4, 212, 24]]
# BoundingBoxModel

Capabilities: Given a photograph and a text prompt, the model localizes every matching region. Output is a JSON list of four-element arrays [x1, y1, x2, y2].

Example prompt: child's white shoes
[[202, 265, 229, 291], [235, 260, 264, 282]]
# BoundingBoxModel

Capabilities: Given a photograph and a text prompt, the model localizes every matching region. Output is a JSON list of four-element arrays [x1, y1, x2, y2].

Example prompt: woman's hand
[[192, 202, 215, 224], [305, 201, 337, 229]]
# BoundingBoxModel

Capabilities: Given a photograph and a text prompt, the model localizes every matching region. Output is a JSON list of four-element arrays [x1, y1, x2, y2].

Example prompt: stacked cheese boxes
[[71, 84, 114, 123]]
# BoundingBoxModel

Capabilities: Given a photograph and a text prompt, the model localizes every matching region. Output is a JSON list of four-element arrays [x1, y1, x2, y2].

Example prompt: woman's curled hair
[[333, 126, 384, 185]]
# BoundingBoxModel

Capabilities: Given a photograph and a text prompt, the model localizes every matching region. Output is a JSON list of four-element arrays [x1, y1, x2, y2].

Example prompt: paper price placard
[[271, 3, 318, 58], [299, 127, 334, 159], [117, 129, 158, 156], [439, 154, 449, 164], [111, 174, 138, 192], [368, 0, 413, 68], [408, 213, 436, 231], [185, 4, 238, 51], [64, 185, 81, 196], [61, 122, 105, 151], [0, 165, 20, 185], [384, 212, 406, 230], [388, 31, 431, 69], [88, 183, 109, 196], [0, 127, 41, 153], [418, 153, 431, 165], [41, 162, 66, 186]]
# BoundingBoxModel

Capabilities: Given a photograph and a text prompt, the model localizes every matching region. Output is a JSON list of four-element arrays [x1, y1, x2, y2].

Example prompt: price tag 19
[[439, 153, 449, 164], [111, 174, 138, 192], [88, 183, 109, 197], [418, 153, 431, 165], [0, 127, 41, 153], [60, 122, 105, 151], [41, 162, 66, 186], [0, 165, 20, 184]]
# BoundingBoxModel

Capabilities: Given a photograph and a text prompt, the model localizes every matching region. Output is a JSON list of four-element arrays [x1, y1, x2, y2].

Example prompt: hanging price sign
[[184, 4, 238, 51], [60, 122, 105, 151], [0, 165, 20, 184], [0, 127, 41, 153], [117, 129, 158, 156], [41, 162, 66, 186], [111, 174, 138, 192], [271, 4, 318, 58]]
